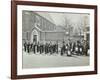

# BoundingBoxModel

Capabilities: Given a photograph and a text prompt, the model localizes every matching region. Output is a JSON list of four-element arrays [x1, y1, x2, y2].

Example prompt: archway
[[30, 29, 39, 43]]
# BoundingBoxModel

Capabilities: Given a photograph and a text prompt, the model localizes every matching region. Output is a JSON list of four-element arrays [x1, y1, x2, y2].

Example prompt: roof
[[35, 12, 55, 25], [34, 12, 65, 32]]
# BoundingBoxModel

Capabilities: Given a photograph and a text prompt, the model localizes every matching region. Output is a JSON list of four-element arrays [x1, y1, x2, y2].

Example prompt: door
[[31, 29, 39, 43], [33, 35, 37, 43]]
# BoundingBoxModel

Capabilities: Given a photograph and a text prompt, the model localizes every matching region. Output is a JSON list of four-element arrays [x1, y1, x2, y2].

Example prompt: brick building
[[22, 11, 89, 45], [22, 11, 67, 45]]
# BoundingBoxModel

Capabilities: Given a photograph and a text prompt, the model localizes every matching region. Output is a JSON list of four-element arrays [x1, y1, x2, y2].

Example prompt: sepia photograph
[[22, 10, 90, 69]]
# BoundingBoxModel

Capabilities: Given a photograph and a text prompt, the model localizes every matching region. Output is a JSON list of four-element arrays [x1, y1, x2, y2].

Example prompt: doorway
[[33, 35, 37, 43], [31, 29, 39, 43]]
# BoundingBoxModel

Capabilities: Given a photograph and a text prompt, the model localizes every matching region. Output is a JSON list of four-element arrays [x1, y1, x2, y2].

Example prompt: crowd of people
[[61, 40, 89, 56], [23, 40, 90, 56], [23, 41, 58, 54]]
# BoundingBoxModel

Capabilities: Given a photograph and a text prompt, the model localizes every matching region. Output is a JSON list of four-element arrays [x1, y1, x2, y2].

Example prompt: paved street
[[22, 51, 89, 69]]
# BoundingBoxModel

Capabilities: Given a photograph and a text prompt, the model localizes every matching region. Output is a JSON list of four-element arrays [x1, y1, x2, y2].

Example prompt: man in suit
[[55, 42, 58, 54], [27, 42, 30, 53], [61, 41, 66, 56], [33, 42, 37, 54], [45, 43, 47, 54], [76, 41, 81, 55], [79, 42, 83, 55], [83, 40, 88, 56], [40, 42, 42, 54], [49, 42, 53, 55], [30, 43, 32, 53], [48, 43, 51, 54], [72, 42, 76, 55], [37, 42, 40, 53], [52, 44, 55, 53], [24, 41, 27, 52]]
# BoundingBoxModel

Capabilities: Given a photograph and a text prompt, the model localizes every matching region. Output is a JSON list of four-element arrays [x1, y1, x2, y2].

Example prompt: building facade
[[22, 11, 67, 45], [22, 11, 89, 45]]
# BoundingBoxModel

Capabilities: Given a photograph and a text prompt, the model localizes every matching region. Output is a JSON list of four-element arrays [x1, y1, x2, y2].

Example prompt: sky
[[36, 11, 90, 34], [36, 11, 90, 27]]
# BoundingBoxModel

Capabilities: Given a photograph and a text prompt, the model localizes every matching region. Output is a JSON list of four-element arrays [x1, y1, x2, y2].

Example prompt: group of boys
[[23, 40, 89, 56]]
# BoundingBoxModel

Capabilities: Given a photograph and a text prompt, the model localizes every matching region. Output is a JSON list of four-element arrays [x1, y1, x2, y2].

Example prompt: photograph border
[[11, 1, 97, 79]]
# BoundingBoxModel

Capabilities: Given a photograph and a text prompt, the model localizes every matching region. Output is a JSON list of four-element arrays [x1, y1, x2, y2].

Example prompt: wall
[[22, 10, 36, 41], [22, 10, 57, 42], [0, 0, 100, 80]]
